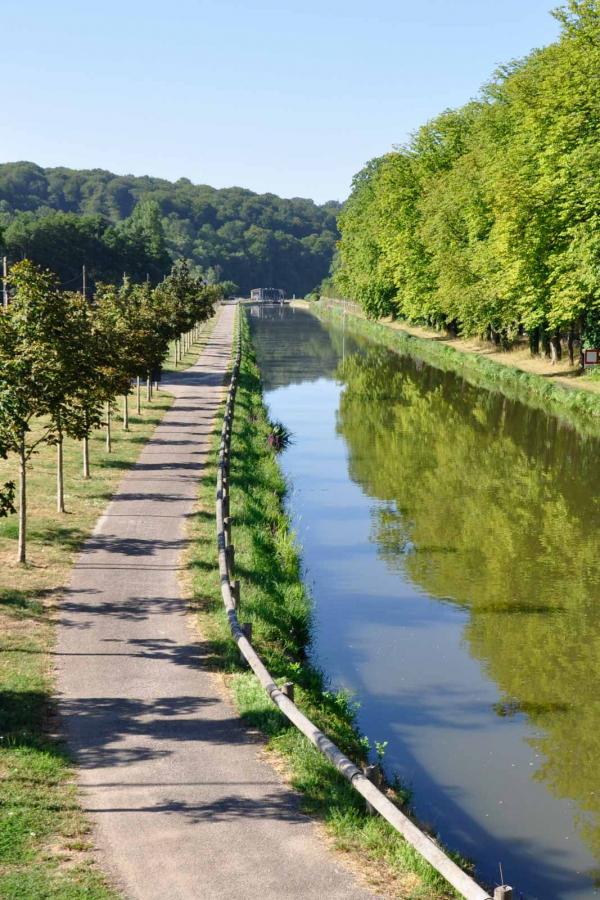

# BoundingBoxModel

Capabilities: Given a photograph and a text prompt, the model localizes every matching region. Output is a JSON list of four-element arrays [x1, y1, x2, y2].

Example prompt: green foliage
[[0, 164, 340, 296], [0, 257, 225, 562], [334, 1, 600, 353], [2, 210, 170, 291]]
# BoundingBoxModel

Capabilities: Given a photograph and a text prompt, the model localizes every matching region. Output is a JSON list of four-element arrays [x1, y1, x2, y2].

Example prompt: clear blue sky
[[3, 0, 560, 204]]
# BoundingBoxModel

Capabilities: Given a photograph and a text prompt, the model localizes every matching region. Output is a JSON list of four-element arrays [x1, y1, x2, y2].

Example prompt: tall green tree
[[334, 0, 600, 359]]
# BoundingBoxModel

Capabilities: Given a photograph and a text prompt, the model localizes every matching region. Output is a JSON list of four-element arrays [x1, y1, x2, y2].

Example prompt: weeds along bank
[[311, 300, 600, 440], [188, 308, 470, 899]]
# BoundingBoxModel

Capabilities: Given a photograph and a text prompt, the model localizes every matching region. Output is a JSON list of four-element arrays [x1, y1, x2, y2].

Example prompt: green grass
[[0, 389, 178, 898], [186, 309, 464, 899], [313, 302, 600, 438], [162, 314, 218, 376]]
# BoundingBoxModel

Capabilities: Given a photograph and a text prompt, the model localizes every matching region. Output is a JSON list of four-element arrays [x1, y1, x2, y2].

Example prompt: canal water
[[247, 304, 600, 900]]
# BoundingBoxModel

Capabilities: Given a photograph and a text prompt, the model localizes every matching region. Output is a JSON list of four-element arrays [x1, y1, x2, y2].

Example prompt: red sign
[[584, 349, 600, 366]]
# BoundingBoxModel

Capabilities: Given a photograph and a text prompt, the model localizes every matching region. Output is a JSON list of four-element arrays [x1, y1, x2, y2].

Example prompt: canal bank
[[248, 303, 600, 900], [301, 299, 600, 439]]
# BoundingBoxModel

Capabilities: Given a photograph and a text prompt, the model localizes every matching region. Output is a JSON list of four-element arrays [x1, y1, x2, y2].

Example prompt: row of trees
[[333, 0, 600, 360], [0, 164, 340, 296], [0, 258, 221, 563]]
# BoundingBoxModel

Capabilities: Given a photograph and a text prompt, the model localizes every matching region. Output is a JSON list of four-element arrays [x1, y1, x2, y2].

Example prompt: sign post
[[584, 349, 600, 373]]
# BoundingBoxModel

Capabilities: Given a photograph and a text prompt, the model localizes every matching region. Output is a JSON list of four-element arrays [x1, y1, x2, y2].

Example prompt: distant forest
[[0, 162, 340, 295]]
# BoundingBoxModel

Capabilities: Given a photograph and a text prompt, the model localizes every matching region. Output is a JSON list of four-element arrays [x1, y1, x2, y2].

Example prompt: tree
[[52, 290, 100, 500], [0, 261, 79, 562], [155, 259, 216, 364]]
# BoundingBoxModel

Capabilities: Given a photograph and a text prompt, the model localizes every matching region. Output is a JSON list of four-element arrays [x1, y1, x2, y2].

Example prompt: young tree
[[0, 261, 77, 562], [52, 290, 102, 501], [93, 283, 140, 452]]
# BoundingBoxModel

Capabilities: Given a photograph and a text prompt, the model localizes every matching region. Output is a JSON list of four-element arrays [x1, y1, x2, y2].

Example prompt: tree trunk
[[568, 328, 575, 366], [549, 330, 562, 364], [123, 393, 129, 430], [83, 435, 90, 479], [529, 327, 540, 356], [17, 435, 26, 565], [541, 330, 551, 358], [146, 376, 152, 402], [105, 402, 112, 453], [173, 342, 178, 367], [136, 376, 141, 414], [57, 433, 65, 513]]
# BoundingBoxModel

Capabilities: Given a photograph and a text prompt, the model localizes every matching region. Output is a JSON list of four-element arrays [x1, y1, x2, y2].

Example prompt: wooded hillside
[[0, 163, 340, 295]]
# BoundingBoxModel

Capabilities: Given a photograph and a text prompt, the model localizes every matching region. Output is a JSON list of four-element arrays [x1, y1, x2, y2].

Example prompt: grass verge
[[0, 365, 191, 897], [310, 301, 600, 438], [186, 309, 464, 899], [162, 313, 218, 376]]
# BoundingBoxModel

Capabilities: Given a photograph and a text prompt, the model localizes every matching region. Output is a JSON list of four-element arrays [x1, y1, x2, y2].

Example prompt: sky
[[3, 0, 561, 204]]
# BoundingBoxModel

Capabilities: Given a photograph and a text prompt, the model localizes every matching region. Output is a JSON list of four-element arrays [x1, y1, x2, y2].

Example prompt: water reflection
[[337, 347, 600, 872], [248, 305, 600, 899]]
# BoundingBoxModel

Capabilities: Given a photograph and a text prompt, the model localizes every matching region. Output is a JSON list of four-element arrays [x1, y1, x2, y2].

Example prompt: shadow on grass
[[0, 588, 48, 620], [0, 689, 68, 758], [30, 525, 88, 552]]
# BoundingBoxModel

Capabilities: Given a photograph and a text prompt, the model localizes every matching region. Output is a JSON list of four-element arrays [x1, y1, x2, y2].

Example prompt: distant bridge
[[250, 287, 286, 303]]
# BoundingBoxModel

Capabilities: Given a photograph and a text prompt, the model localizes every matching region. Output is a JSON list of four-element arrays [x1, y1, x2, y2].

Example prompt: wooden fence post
[[281, 682, 295, 702], [363, 764, 384, 815]]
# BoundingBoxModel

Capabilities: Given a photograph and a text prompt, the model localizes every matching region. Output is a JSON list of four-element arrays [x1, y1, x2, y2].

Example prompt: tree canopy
[[333, 0, 600, 357]]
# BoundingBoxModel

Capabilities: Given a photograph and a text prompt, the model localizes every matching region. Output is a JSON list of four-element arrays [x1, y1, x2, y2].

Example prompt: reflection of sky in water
[[250, 308, 600, 900]]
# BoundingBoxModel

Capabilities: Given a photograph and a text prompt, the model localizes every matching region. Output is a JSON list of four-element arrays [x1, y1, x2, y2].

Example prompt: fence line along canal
[[214, 305, 512, 900]]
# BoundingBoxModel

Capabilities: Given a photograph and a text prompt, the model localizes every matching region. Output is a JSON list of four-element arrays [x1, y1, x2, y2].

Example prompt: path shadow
[[88, 791, 308, 826], [81, 535, 187, 556], [59, 694, 255, 769]]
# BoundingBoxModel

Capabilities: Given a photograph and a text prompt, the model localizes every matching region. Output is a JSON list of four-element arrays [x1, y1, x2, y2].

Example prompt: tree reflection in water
[[336, 346, 600, 866]]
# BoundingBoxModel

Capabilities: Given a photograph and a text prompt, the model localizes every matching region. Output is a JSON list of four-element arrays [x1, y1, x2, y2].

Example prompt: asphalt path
[[56, 304, 374, 900]]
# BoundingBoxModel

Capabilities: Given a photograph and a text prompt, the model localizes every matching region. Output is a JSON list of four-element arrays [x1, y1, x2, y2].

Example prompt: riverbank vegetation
[[187, 310, 468, 899], [312, 301, 600, 437], [332, 1, 600, 362], [0, 164, 339, 296]]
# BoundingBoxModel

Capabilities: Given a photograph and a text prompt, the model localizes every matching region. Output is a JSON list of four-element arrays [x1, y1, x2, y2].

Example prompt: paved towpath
[[56, 304, 374, 900]]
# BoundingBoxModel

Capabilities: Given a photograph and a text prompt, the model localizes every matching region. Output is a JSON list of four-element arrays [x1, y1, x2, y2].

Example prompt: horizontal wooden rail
[[214, 305, 509, 900]]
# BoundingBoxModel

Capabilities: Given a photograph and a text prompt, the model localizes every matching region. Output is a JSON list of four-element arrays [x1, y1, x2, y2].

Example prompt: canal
[[248, 304, 600, 900]]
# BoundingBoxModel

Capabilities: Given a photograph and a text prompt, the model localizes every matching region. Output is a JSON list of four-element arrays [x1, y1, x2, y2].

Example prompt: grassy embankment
[[186, 309, 463, 899], [308, 300, 600, 438], [0, 320, 215, 900]]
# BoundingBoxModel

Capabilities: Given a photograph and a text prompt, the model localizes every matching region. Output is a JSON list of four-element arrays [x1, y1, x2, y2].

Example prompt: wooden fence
[[214, 305, 513, 900]]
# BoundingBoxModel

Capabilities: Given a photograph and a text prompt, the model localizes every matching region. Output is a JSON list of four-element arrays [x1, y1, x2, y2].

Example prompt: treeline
[[0, 163, 340, 296], [333, 1, 600, 361], [0, 258, 221, 563]]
